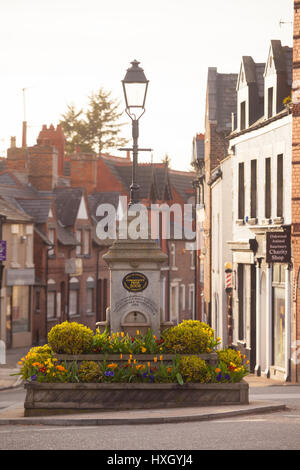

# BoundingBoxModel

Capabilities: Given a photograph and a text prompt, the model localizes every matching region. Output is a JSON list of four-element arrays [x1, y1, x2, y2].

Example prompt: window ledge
[[273, 217, 284, 225], [247, 218, 257, 225], [235, 219, 244, 226], [261, 218, 271, 225]]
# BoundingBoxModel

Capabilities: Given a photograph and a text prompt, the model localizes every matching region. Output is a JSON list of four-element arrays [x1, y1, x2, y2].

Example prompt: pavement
[[0, 345, 292, 426]]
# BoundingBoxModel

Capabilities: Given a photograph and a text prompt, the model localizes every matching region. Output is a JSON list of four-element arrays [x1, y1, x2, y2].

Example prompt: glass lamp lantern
[[122, 60, 149, 119]]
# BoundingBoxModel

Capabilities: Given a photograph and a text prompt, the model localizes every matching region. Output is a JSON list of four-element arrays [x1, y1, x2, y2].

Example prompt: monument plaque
[[122, 272, 148, 292]]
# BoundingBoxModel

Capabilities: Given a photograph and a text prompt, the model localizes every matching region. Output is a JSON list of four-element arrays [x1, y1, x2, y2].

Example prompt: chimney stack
[[22, 121, 27, 148]]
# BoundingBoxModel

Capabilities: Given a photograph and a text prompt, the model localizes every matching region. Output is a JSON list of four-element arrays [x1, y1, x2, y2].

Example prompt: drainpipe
[[45, 244, 54, 343]]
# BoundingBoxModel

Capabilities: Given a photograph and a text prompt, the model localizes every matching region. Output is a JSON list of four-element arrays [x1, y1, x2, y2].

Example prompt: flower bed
[[18, 320, 250, 416]]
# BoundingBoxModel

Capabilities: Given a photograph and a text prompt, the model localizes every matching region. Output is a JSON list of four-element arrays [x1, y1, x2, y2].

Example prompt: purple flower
[[105, 370, 114, 377], [142, 372, 148, 378], [149, 375, 155, 383], [30, 374, 37, 381], [216, 373, 222, 382], [225, 374, 230, 381]]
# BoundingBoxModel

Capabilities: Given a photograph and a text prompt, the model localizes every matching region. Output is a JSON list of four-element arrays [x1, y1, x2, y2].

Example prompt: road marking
[[0, 426, 101, 433], [208, 418, 266, 424]]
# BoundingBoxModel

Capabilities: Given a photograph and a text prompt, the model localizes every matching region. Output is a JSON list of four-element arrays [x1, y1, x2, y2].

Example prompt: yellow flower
[[128, 359, 131, 365], [120, 354, 123, 359], [147, 362, 150, 368], [216, 337, 221, 342], [133, 359, 137, 364], [129, 354, 132, 359], [215, 368, 221, 373], [159, 355, 163, 361], [154, 357, 158, 363], [246, 360, 249, 365], [153, 335, 157, 340], [136, 330, 140, 335], [18, 361, 23, 365], [107, 363, 118, 369], [141, 347, 147, 353], [167, 367, 172, 374], [117, 332, 119, 337], [121, 332, 124, 338]]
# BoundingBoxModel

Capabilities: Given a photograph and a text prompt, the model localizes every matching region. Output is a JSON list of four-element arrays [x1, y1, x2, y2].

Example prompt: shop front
[[5, 268, 35, 348]]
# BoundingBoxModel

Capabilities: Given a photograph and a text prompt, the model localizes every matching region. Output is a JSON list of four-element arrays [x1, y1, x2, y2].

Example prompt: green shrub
[[48, 322, 94, 354], [179, 355, 212, 383], [216, 348, 242, 367], [162, 320, 218, 354], [78, 361, 103, 383]]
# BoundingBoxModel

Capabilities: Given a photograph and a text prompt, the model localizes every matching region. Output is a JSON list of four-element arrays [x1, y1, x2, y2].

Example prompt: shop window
[[272, 264, 285, 368], [237, 264, 244, 341], [12, 286, 30, 333]]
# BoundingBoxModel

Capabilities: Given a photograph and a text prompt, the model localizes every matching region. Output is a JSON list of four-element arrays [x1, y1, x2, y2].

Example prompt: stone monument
[[101, 227, 169, 338]]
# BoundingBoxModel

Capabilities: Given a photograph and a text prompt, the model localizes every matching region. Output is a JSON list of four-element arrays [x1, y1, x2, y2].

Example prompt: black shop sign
[[266, 230, 291, 264]]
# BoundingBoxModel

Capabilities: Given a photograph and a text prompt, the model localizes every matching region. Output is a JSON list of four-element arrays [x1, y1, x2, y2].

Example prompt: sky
[[0, 0, 294, 171]]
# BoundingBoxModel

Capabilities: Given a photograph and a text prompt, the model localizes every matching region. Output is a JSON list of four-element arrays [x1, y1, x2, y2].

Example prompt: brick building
[[292, 0, 300, 382], [194, 68, 237, 325], [0, 123, 196, 346]]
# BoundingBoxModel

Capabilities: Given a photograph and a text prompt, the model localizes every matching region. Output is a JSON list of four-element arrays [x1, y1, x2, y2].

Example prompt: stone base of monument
[[24, 381, 249, 417], [55, 353, 218, 368], [95, 320, 174, 337]]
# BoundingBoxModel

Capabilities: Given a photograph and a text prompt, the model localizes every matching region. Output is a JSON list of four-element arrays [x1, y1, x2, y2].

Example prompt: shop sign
[[266, 231, 291, 263]]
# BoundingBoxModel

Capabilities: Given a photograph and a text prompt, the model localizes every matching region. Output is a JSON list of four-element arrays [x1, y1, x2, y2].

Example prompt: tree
[[161, 154, 171, 166], [59, 104, 92, 154], [60, 87, 128, 154]]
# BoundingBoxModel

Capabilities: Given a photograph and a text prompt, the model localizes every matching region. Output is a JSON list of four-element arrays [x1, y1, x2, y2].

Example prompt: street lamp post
[[121, 60, 151, 206]]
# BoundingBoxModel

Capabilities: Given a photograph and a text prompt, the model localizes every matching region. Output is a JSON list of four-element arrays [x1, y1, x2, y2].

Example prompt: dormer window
[[268, 87, 274, 118], [48, 228, 55, 257], [240, 101, 246, 131]]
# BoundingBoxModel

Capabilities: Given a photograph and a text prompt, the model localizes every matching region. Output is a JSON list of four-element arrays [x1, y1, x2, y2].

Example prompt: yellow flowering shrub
[[78, 361, 103, 383], [216, 348, 242, 367], [48, 321, 94, 354], [162, 320, 219, 354], [179, 355, 212, 383]]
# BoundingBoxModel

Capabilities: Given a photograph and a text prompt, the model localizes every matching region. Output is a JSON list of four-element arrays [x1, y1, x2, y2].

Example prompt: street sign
[[266, 230, 291, 263], [0, 240, 6, 261]]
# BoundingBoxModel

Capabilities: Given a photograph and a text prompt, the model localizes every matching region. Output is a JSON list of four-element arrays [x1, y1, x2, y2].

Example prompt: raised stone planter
[[24, 381, 249, 417], [55, 353, 218, 367]]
